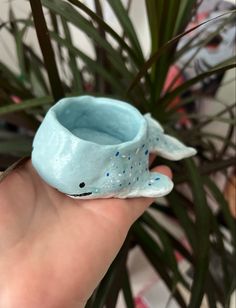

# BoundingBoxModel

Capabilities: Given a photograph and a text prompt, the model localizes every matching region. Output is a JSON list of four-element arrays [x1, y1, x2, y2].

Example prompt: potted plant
[[0, 1, 235, 307]]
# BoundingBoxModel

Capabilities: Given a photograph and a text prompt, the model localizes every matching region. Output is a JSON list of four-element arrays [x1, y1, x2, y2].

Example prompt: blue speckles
[[103, 140, 158, 192]]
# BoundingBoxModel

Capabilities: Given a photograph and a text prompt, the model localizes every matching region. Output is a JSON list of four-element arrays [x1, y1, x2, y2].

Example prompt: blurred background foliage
[[0, 0, 235, 307]]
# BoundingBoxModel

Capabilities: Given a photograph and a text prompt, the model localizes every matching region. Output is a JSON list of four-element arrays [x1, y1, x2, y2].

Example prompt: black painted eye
[[79, 182, 85, 188]]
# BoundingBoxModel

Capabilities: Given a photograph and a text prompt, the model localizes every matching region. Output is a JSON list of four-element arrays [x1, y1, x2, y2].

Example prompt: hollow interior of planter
[[55, 99, 141, 145]]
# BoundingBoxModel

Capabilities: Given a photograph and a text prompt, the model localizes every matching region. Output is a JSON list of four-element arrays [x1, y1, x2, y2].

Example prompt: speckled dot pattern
[[32, 96, 196, 199]]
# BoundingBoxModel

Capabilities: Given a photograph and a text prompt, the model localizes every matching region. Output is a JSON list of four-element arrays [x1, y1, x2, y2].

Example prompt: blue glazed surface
[[32, 96, 196, 199]]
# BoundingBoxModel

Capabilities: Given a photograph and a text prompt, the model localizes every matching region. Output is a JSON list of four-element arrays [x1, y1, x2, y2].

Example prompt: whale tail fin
[[145, 114, 197, 161]]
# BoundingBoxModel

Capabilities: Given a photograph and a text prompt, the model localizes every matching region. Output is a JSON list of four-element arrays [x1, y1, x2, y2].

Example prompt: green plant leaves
[[29, 0, 65, 101], [174, 0, 198, 33], [128, 10, 235, 101], [66, 0, 140, 66], [107, 0, 144, 62], [49, 32, 123, 93], [184, 159, 211, 308], [122, 267, 135, 308], [141, 211, 189, 288], [0, 96, 52, 116], [9, 7, 28, 83], [42, 0, 131, 77], [133, 222, 188, 308], [145, 0, 188, 102], [0, 137, 32, 156], [0, 62, 33, 99], [85, 237, 130, 308], [204, 177, 236, 245], [159, 63, 236, 108], [61, 17, 83, 93], [1, 1, 235, 307]]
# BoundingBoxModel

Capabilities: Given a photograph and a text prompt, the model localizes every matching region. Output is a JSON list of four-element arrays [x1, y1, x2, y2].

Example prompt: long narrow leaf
[[0, 96, 52, 116], [107, 0, 144, 62], [166, 14, 235, 94], [49, 32, 125, 94], [158, 64, 236, 108], [175, 158, 236, 185], [151, 1, 183, 102], [93, 0, 108, 93], [2, 112, 40, 132], [174, 0, 197, 34], [61, 18, 83, 93], [122, 266, 135, 308], [0, 62, 32, 99], [49, 11, 67, 79], [67, 0, 140, 66], [86, 237, 130, 308], [133, 223, 187, 308], [204, 177, 236, 245], [128, 11, 235, 93], [26, 52, 49, 95], [184, 159, 210, 308], [205, 274, 218, 308], [0, 137, 32, 156], [9, 7, 28, 82], [42, 0, 133, 80], [194, 103, 235, 131], [29, 0, 64, 100], [141, 211, 189, 288], [167, 191, 197, 250]]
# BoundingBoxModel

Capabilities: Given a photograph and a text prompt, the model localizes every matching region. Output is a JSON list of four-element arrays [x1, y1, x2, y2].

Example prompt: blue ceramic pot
[[32, 96, 196, 199]]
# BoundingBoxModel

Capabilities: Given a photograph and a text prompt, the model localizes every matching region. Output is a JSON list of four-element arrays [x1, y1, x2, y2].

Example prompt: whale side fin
[[145, 114, 197, 161], [118, 172, 173, 198]]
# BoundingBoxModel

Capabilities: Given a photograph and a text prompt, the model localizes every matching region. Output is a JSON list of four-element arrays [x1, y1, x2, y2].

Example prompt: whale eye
[[79, 182, 85, 188]]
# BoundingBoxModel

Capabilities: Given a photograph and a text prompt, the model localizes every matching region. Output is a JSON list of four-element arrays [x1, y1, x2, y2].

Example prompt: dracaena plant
[[0, 0, 235, 307]]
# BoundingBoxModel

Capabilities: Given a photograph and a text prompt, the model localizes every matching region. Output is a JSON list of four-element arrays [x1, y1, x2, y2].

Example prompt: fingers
[[126, 165, 172, 223], [149, 153, 156, 166], [154, 165, 173, 179], [81, 164, 173, 237]]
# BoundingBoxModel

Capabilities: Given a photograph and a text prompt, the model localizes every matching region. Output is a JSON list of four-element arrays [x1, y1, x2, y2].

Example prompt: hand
[[0, 159, 172, 308]]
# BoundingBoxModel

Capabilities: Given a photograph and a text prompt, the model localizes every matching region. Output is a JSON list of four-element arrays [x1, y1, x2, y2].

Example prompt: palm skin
[[0, 159, 171, 308]]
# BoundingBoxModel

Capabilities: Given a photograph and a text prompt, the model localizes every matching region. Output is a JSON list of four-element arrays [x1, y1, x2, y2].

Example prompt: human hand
[[0, 159, 171, 308]]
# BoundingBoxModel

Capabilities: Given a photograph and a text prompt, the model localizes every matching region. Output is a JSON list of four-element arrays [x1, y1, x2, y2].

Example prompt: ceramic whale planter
[[32, 96, 196, 199]]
